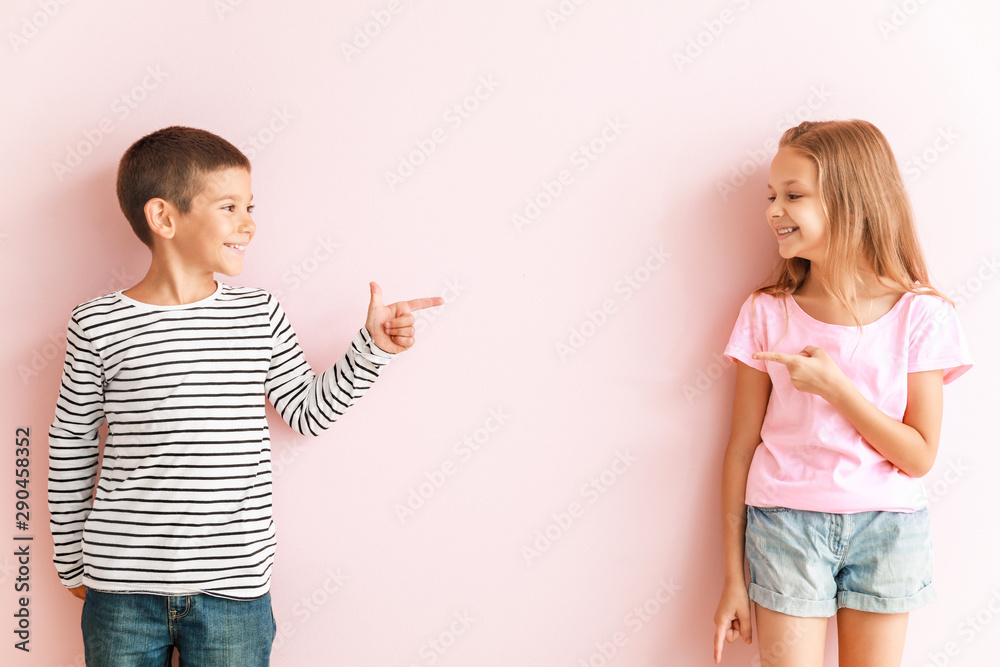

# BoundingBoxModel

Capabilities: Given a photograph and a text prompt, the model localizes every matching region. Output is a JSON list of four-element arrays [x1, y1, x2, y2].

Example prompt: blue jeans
[[81, 588, 276, 666]]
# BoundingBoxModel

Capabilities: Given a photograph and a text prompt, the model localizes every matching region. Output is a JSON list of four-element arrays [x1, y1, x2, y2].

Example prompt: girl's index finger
[[753, 351, 792, 364]]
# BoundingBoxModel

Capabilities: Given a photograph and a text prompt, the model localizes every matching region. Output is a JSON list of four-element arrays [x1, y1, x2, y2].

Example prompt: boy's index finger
[[403, 297, 445, 312]]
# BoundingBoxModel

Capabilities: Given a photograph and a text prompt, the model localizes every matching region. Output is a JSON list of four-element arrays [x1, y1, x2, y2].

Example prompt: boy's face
[[170, 167, 255, 277]]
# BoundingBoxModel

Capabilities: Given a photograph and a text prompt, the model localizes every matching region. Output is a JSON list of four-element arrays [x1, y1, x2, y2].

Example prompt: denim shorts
[[81, 588, 276, 666], [745, 505, 936, 617]]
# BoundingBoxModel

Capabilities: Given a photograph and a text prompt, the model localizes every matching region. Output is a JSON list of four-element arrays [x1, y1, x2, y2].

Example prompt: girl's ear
[[144, 198, 177, 241]]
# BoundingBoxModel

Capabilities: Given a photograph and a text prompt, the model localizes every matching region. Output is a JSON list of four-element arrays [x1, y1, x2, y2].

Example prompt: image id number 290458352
[[13, 426, 32, 652]]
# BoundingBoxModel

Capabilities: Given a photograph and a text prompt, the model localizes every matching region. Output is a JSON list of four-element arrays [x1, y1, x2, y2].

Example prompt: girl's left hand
[[752, 346, 849, 401]]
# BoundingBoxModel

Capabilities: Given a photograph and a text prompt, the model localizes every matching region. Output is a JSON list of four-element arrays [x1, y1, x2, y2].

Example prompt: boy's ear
[[144, 198, 177, 241]]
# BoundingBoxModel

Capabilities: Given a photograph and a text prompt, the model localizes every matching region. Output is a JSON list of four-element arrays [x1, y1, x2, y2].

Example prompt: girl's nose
[[767, 194, 788, 220]]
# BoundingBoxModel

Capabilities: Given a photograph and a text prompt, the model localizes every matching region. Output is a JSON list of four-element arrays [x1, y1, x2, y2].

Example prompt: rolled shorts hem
[[748, 582, 837, 618], [749, 581, 937, 618], [838, 582, 937, 614]]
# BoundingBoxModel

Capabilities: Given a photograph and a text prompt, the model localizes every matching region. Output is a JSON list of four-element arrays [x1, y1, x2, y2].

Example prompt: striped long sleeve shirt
[[47, 283, 393, 600]]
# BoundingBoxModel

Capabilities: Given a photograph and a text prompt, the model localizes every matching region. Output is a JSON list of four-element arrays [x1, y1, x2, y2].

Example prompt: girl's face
[[766, 147, 828, 263]]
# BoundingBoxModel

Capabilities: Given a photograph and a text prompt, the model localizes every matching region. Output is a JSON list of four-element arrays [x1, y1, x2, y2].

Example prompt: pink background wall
[[3, 1, 998, 665]]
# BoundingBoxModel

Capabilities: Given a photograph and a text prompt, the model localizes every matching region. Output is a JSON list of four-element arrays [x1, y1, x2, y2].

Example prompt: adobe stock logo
[[715, 85, 833, 201], [544, 0, 591, 31], [406, 611, 476, 667], [413, 278, 465, 334], [511, 117, 627, 234], [672, 0, 754, 72], [280, 236, 338, 291], [579, 577, 682, 666], [394, 408, 510, 524], [271, 567, 350, 653], [7, 0, 73, 54], [521, 449, 638, 565], [384, 76, 501, 191], [901, 127, 959, 182], [682, 352, 734, 404], [340, 0, 414, 63], [920, 587, 1000, 667], [556, 245, 669, 362], [877, 0, 932, 39], [237, 108, 294, 161], [52, 66, 169, 181]]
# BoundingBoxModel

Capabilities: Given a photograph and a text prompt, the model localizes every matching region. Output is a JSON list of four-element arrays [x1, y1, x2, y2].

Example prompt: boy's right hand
[[713, 581, 752, 663], [365, 282, 443, 354], [69, 585, 86, 601]]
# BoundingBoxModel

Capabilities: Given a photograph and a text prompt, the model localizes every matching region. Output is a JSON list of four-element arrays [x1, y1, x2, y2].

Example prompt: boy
[[47, 126, 443, 666]]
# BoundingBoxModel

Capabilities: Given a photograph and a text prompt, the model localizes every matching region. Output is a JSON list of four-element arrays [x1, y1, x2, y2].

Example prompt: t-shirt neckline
[[117, 281, 224, 310], [786, 290, 912, 332]]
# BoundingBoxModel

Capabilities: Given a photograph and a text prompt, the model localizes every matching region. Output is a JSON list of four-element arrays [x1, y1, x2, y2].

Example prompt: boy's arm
[[264, 295, 396, 436], [264, 284, 443, 436], [47, 317, 105, 589]]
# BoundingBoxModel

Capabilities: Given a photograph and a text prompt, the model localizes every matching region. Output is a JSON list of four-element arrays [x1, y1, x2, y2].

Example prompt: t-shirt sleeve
[[724, 293, 767, 372], [908, 295, 973, 384]]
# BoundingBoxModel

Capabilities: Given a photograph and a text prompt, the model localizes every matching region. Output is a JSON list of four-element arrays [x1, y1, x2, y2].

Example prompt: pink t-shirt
[[724, 288, 973, 513]]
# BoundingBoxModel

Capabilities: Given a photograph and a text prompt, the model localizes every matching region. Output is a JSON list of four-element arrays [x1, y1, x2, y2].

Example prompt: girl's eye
[[223, 205, 235, 212], [247, 205, 255, 213]]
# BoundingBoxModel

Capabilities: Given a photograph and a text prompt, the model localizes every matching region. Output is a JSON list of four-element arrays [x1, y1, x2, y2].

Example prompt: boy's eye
[[247, 205, 255, 213], [223, 205, 235, 212]]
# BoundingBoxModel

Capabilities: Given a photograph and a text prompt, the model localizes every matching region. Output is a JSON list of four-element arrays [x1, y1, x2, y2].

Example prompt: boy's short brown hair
[[117, 126, 251, 246]]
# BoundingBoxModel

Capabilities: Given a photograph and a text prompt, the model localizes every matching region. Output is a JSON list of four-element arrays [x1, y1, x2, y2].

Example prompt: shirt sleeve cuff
[[724, 345, 766, 372], [358, 327, 396, 362]]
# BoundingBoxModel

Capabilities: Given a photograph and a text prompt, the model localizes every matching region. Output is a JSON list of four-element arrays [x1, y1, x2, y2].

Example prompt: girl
[[711, 120, 973, 666]]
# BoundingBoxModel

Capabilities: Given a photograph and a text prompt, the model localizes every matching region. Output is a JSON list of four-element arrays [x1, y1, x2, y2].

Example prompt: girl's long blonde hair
[[752, 119, 953, 339]]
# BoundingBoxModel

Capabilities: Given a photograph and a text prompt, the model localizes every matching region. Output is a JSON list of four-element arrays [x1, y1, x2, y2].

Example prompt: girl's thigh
[[836, 608, 908, 667], [754, 604, 827, 667]]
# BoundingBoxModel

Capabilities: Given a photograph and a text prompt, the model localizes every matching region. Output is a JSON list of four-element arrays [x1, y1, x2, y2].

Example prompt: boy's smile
[[766, 148, 827, 263]]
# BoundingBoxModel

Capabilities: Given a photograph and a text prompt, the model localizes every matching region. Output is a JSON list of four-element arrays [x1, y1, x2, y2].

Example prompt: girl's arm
[[825, 368, 943, 478], [752, 347, 943, 478], [714, 359, 772, 663]]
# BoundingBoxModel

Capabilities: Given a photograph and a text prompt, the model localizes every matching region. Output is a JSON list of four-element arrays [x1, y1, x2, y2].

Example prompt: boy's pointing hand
[[365, 282, 444, 354]]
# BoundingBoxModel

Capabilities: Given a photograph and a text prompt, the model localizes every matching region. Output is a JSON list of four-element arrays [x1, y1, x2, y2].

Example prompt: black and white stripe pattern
[[48, 284, 393, 600]]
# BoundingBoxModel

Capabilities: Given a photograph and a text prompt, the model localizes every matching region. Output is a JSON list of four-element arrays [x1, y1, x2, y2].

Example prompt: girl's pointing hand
[[753, 346, 850, 401]]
